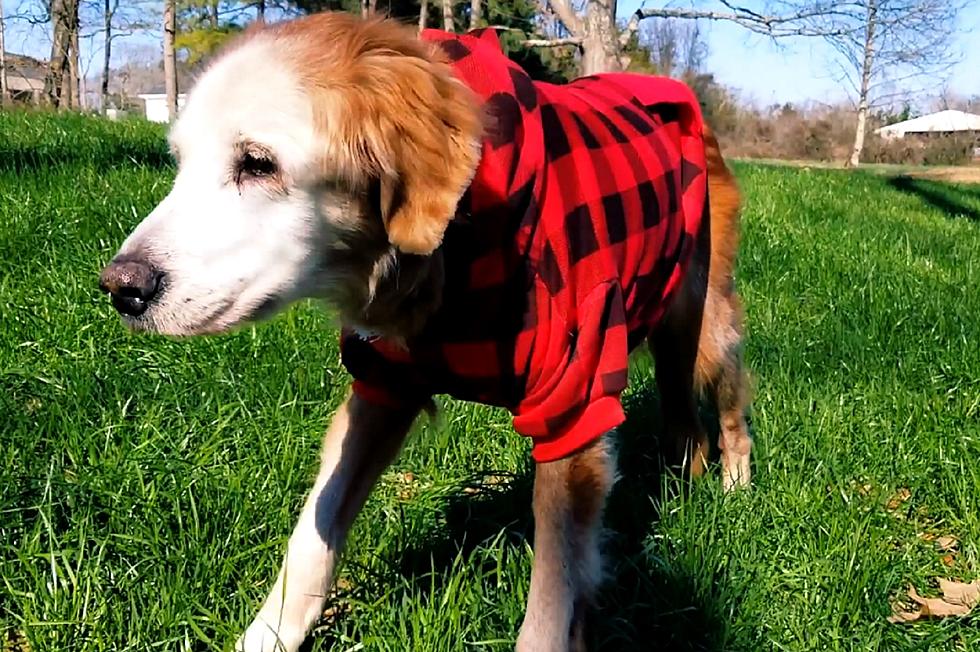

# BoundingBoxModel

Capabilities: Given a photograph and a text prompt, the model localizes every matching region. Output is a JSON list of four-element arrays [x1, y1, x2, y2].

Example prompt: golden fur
[[270, 14, 482, 255]]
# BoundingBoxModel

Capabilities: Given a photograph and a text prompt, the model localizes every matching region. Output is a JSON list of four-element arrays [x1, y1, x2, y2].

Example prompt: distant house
[[877, 110, 980, 160], [877, 110, 980, 139], [3, 53, 46, 104], [137, 92, 188, 123]]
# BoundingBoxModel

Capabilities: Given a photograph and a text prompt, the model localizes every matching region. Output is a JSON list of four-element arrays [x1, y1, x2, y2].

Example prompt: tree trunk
[[442, 0, 453, 32], [419, 0, 428, 31], [0, 0, 8, 106], [163, 0, 179, 122], [361, 0, 370, 18], [45, 0, 71, 107], [69, 17, 81, 109], [847, 0, 877, 168], [470, 0, 481, 29], [210, 1, 219, 29], [102, 0, 112, 114], [256, 0, 265, 20], [580, 0, 622, 75]]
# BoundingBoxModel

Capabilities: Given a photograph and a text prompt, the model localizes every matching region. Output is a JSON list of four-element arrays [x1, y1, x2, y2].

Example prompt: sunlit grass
[[2, 111, 979, 651]]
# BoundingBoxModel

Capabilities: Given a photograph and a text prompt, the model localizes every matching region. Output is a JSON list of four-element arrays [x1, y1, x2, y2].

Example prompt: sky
[[3, 0, 979, 107], [617, 0, 980, 107]]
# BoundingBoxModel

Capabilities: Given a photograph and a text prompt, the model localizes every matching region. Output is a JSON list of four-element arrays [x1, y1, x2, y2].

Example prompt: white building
[[137, 93, 188, 123], [876, 109, 980, 139]]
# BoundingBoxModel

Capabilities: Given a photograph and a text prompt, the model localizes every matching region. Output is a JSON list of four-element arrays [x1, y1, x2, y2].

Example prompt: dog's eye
[[236, 150, 279, 185]]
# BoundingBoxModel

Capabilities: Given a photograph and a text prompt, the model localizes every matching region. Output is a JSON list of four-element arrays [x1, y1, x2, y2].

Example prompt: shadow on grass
[[314, 384, 748, 651], [0, 142, 173, 174], [886, 175, 980, 221]]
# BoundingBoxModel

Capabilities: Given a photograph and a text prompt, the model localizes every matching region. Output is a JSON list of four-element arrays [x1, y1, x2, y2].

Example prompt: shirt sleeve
[[512, 280, 629, 462]]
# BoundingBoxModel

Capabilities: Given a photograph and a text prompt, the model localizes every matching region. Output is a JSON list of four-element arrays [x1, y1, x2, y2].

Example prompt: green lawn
[[2, 110, 979, 652]]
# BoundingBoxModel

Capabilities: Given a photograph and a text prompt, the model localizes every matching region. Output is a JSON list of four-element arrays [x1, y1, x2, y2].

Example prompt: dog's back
[[343, 28, 714, 462]]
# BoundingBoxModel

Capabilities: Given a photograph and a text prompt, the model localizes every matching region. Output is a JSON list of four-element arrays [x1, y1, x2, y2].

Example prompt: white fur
[[236, 404, 354, 652], [115, 38, 340, 336]]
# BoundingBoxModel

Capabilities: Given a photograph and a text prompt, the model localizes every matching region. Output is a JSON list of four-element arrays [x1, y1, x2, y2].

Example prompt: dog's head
[[100, 14, 481, 336]]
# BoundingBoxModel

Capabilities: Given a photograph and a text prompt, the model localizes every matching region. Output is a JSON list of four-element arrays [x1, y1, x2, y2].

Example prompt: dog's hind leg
[[695, 288, 751, 491], [517, 436, 616, 652], [695, 126, 751, 491], [236, 394, 419, 652], [650, 215, 711, 480]]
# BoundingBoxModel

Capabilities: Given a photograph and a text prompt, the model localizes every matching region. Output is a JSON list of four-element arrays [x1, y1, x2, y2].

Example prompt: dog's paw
[[722, 452, 751, 492], [235, 620, 303, 652]]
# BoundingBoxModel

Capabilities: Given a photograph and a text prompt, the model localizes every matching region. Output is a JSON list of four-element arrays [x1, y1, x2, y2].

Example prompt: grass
[[2, 109, 979, 651]]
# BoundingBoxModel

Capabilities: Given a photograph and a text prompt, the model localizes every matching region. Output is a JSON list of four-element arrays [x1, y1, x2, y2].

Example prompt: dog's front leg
[[237, 393, 420, 652], [517, 437, 616, 652]]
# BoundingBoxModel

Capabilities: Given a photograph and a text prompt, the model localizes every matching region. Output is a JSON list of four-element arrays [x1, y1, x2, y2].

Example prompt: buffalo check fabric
[[341, 28, 708, 462]]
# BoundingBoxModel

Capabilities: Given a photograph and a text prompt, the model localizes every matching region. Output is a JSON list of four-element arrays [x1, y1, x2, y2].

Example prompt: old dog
[[99, 13, 751, 652]]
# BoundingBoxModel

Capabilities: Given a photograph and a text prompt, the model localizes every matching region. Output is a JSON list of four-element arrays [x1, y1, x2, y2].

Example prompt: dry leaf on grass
[[936, 536, 958, 551], [888, 579, 980, 623], [886, 487, 912, 511], [939, 578, 980, 605]]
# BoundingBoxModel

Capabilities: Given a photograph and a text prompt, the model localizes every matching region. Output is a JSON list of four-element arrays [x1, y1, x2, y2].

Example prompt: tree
[[101, 0, 118, 113], [164, 0, 179, 120], [469, 0, 480, 29], [69, 13, 81, 107], [531, 0, 853, 76], [92, 0, 156, 113], [45, 0, 81, 107], [419, 0, 427, 30], [635, 18, 706, 77], [441, 0, 453, 31], [0, 0, 8, 106], [814, 0, 963, 166], [176, 1, 245, 65]]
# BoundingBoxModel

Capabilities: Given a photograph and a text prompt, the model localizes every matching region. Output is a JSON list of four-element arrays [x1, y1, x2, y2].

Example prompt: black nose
[[99, 258, 165, 317]]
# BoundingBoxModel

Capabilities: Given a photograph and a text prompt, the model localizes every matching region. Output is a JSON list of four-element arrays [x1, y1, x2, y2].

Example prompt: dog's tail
[[702, 124, 741, 294]]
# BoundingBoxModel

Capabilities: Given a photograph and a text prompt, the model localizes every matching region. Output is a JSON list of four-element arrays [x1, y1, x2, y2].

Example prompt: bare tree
[[69, 15, 81, 107], [163, 0, 178, 121], [95, 0, 147, 113], [814, 0, 962, 166], [0, 0, 8, 106], [44, 0, 81, 107], [419, 0, 428, 31], [639, 18, 706, 77], [442, 0, 453, 31], [102, 0, 116, 113], [256, 0, 266, 20], [470, 0, 481, 29], [531, 0, 855, 76]]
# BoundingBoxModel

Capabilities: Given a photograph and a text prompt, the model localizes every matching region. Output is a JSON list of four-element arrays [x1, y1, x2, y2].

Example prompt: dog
[[98, 13, 750, 652]]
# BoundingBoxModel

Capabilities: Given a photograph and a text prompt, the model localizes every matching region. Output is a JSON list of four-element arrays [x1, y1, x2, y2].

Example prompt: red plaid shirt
[[341, 29, 707, 462]]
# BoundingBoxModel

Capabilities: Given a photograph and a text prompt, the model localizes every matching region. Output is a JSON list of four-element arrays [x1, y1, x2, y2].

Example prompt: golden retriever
[[99, 13, 750, 652]]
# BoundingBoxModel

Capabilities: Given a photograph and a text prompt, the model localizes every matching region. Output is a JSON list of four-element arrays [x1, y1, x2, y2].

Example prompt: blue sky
[[4, 0, 979, 106], [617, 0, 980, 106]]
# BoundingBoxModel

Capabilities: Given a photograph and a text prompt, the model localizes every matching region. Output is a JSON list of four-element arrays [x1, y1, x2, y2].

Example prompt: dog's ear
[[374, 56, 481, 255], [340, 46, 482, 255]]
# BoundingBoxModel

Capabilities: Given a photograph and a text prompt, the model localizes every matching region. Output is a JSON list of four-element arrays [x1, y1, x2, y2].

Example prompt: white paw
[[722, 453, 751, 492], [235, 619, 304, 652]]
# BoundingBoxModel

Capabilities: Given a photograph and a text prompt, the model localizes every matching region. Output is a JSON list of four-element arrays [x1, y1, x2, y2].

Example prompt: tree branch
[[621, 2, 861, 46], [524, 36, 583, 46], [539, 0, 582, 37]]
